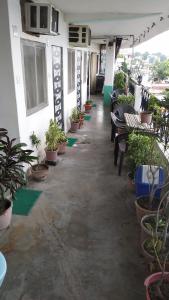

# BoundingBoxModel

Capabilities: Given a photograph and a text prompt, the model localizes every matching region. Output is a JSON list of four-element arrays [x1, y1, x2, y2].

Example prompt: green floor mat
[[13, 188, 42, 216], [92, 104, 97, 107], [67, 137, 78, 147], [84, 115, 91, 121]]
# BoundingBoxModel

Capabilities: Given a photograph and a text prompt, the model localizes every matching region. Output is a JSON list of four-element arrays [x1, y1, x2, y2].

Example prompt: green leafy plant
[[0, 128, 36, 214], [148, 95, 160, 112], [117, 94, 134, 106], [45, 119, 60, 151], [114, 72, 126, 91], [30, 132, 41, 166], [127, 133, 160, 181], [127, 133, 151, 179], [57, 130, 67, 144], [70, 108, 80, 123], [86, 100, 92, 105]]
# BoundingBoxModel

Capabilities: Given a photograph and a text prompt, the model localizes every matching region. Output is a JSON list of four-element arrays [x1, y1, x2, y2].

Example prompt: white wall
[[0, 0, 20, 139], [6, 0, 88, 159]]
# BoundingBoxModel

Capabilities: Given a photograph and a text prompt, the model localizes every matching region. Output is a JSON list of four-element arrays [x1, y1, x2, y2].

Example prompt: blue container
[[0, 252, 7, 287], [135, 165, 164, 198]]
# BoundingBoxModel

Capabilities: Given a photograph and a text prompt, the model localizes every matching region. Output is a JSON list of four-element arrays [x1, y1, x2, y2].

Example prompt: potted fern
[[45, 119, 59, 163], [0, 128, 36, 229], [57, 129, 68, 155], [70, 107, 80, 132], [30, 132, 49, 181]]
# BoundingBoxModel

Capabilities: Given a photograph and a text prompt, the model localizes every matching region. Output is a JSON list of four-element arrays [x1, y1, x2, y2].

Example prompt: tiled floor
[[0, 96, 146, 300]]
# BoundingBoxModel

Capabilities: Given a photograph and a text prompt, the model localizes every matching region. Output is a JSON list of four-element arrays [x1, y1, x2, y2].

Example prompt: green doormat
[[13, 188, 42, 216], [67, 137, 78, 147], [84, 115, 91, 121], [92, 104, 97, 107]]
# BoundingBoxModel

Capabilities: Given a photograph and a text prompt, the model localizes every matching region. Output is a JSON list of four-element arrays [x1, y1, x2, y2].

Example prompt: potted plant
[[0, 128, 36, 229], [144, 197, 169, 299], [113, 71, 127, 94], [140, 111, 153, 125], [145, 272, 169, 300], [45, 119, 59, 163], [127, 132, 166, 222], [30, 132, 49, 181], [117, 94, 135, 106], [127, 132, 153, 184], [140, 95, 158, 125], [84, 100, 92, 113], [57, 129, 68, 155], [141, 195, 169, 271], [78, 110, 85, 128], [70, 108, 80, 132]]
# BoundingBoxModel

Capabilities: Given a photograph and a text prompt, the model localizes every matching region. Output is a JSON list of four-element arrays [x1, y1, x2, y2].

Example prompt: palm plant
[[0, 128, 36, 214]]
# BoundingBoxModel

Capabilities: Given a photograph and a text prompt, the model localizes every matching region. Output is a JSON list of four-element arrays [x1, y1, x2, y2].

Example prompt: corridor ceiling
[[38, 0, 169, 47]]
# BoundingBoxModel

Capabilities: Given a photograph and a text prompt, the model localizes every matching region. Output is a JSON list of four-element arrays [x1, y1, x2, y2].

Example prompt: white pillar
[[134, 84, 142, 112], [103, 41, 116, 105]]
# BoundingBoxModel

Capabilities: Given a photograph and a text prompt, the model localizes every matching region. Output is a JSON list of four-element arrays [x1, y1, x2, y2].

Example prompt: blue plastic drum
[[135, 165, 164, 198]]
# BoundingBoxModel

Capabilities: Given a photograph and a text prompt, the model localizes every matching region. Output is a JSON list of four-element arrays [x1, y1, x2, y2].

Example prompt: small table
[[124, 113, 154, 134]]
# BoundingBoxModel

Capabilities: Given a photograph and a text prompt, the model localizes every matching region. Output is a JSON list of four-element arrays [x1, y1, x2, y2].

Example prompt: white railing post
[[134, 84, 142, 112]]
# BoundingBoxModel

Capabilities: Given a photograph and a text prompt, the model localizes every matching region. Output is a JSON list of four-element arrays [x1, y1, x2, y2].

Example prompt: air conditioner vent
[[69, 25, 91, 47], [25, 3, 59, 35]]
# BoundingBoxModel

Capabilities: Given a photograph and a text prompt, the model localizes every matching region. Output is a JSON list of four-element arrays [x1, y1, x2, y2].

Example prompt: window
[[21, 40, 47, 115], [68, 49, 75, 93], [83, 52, 87, 83]]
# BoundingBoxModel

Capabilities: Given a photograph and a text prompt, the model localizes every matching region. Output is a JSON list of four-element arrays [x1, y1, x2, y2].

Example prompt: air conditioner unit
[[69, 25, 91, 47], [25, 3, 59, 35]]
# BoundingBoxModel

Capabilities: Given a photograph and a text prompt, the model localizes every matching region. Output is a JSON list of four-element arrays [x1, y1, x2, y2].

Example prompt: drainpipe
[[103, 39, 116, 105]]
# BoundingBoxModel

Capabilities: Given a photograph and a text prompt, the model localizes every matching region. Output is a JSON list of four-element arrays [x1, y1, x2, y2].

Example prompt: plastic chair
[[111, 104, 135, 142], [0, 252, 7, 287]]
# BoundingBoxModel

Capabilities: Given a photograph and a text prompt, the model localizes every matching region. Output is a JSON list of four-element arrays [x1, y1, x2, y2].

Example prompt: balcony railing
[[129, 78, 169, 152]]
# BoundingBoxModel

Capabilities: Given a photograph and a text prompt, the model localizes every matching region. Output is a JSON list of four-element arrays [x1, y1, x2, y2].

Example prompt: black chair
[[111, 104, 135, 142], [114, 132, 129, 176]]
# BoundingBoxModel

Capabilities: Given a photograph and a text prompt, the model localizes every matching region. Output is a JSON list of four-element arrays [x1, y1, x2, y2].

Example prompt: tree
[[152, 60, 169, 81], [142, 51, 149, 60], [121, 61, 128, 73]]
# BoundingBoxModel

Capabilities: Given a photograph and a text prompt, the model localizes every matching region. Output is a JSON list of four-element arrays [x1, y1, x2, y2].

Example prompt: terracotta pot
[[144, 272, 169, 300], [70, 121, 79, 132], [45, 149, 58, 162], [140, 112, 152, 125], [0, 200, 12, 230], [31, 164, 49, 181], [142, 239, 169, 272], [135, 198, 163, 224], [58, 142, 67, 155], [84, 104, 92, 113]]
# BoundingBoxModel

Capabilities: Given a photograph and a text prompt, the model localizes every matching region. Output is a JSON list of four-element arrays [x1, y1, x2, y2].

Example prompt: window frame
[[67, 48, 75, 94], [21, 39, 48, 116]]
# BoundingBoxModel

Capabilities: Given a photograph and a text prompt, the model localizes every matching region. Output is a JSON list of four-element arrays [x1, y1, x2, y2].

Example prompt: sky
[[134, 30, 169, 56]]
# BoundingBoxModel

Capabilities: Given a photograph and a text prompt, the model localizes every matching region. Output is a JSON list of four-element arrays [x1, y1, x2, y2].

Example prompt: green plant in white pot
[[0, 128, 36, 229], [30, 132, 49, 181], [45, 119, 59, 163]]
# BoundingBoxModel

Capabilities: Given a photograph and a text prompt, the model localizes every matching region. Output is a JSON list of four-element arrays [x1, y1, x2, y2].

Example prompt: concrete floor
[[0, 96, 146, 300]]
